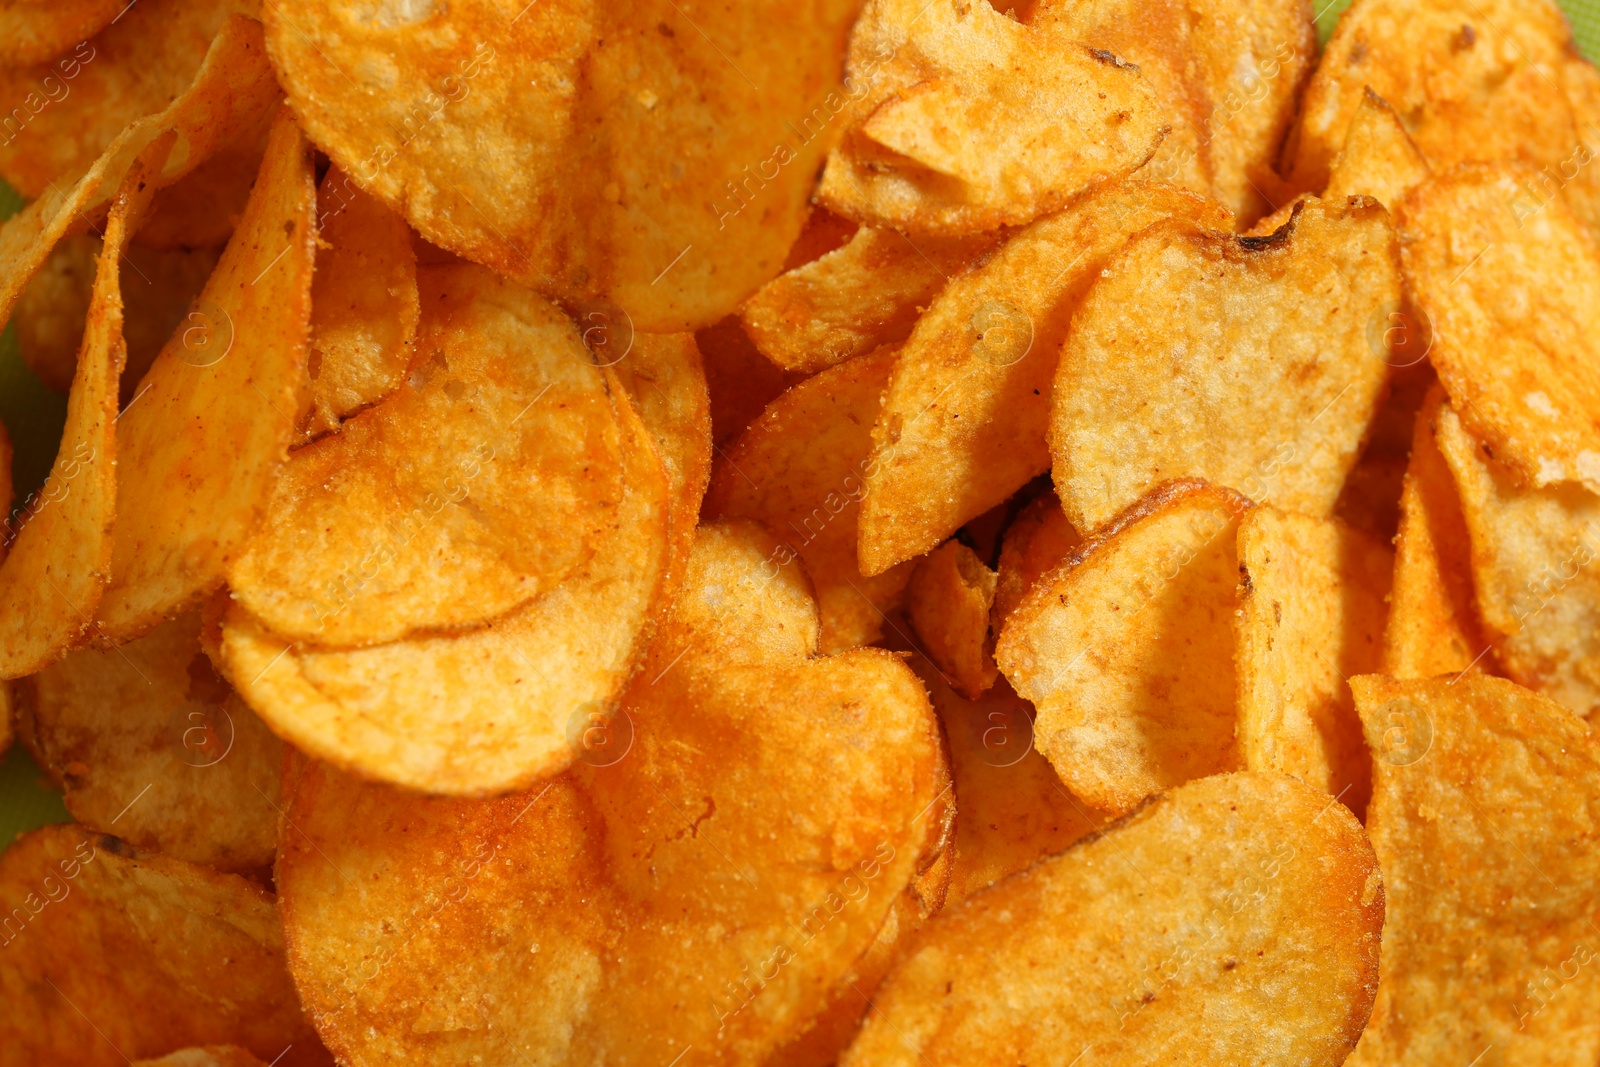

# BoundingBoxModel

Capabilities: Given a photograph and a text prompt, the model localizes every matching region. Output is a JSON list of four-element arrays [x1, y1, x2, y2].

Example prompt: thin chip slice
[[706, 347, 913, 654], [907, 540, 998, 699], [1054, 196, 1398, 534], [95, 106, 316, 643], [858, 181, 1229, 574], [1235, 506, 1391, 817], [231, 263, 621, 648], [996, 481, 1249, 815], [0, 0, 126, 67], [1433, 398, 1600, 718], [840, 771, 1383, 1066], [0, 824, 328, 1066], [1348, 674, 1600, 1064], [221, 373, 669, 796], [17, 612, 281, 874], [992, 489, 1082, 630], [301, 166, 419, 438], [276, 521, 948, 1066], [1402, 162, 1600, 495], [134, 1050, 270, 1067]]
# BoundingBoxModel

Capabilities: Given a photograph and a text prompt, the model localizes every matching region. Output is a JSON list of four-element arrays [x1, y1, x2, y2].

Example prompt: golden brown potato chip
[[740, 227, 989, 375], [1433, 397, 1600, 718], [265, 0, 858, 331], [1235, 507, 1391, 817], [232, 263, 620, 648], [17, 612, 281, 874], [996, 481, 1248, 815], [907, 539, 997, 699], [840, 771, 1383, 1066], [221, 370, 669, 796], [819, 0, 1168, 236], [706, 347, 914, 653], [0, 824, 328, 1066], [992, 488, 1082, 630], [134, 1050, 270, 1067], [696, 315, 801, 448], [1382, 386, 1491, 678], [276, 521, 949, 1065], [858, 181, 1229, 574], [95, 107, 315, 644], [1054, 196, 1399, 534], [301, 166, 418, 438], [1349, 674, 1600, 1064], [0, 0, 126, 67]]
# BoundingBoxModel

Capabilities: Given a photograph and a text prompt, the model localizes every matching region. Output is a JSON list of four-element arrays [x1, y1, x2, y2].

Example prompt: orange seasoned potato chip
[[907, 539, 998, 699], [996, 481, 1248, 815], [992, 488, 1082, 629], [0, 0, 127, 67], [0, 824, 328, 1066], [696, 314, 800, 448], [840, 771, 1383, 1066], [1054, 196, 1398, 534], [17, 612, 281, 874], [1350, 674, 1600, 1064], [1235, 507, 1391, 816]]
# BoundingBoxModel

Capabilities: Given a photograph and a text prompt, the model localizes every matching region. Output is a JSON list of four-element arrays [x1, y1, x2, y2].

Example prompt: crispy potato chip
[[695, 315, 801, 448], [907, 539, 997, 699], [1402, 162, 1600, 496], [95, 106, 315, 643], [1382, 386, 1491, 678], [1434, 397, 1600, 718], [265, 0, 858, 331], [17, 612, 281, 874], [301, 166, 419, 438], [858, 181, 1229, 574], [0, 824, 328, 1066], [1235, 507, 1391, 817], [996, 481, 1248, 815], [0, 0, 126, 67], [992, 488, 1082, 630], [135, 1050, 270, 1067], [707, 348, 913, 654], [276, 521, 949, 1065], [740, 227, 989, 375], [221, 370, 669, 796], [818, 0, 1168, 236], [233, 263, 619, 647], [1349, 674, 1600, 1064], [840, 771, 1383, 1066], [1054, 196, 1399, 534]]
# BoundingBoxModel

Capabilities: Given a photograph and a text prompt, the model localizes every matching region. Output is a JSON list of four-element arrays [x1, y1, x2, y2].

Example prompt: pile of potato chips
[[5, 0, 1600, 1062]]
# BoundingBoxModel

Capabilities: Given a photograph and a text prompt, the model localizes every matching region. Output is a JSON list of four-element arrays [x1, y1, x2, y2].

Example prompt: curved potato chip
[[276, 521, 948, 1065], [1053, 196, 1399, 533], [1402, 162, 1600, 496], [17, 612, 281, 874], [840, 771, 1383, 1067], [221, 372, 668, 796], [819, 0, 1168, 236], [907, 539, 997, 699], [696, 315, 800, 448], [0, 824, 328, 1066], [232, 264, 619, 647], [135, 1050, 270, 1067], [706, 347, 913, 653], [992, 488, 1081, 630], [0, 0, 126, 67], [1349, 674, 1600, 1064], [997, 481, 1248, 815], [858, 181, 1229, 574], [1235, 506, 1390, 817], [95, 106, 315, 644]]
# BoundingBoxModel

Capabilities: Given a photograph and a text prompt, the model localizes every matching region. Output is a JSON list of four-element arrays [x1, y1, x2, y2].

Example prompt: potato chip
[[1382, 386, 1491, 678], [992, 488, 1082, 630], [1054, 196, 1399, 534], [135, 1050, 270, 1067], [94, 107, 315, 644], [0, 824, 328, 1066], [221, 371, 669, 796], [232, 263, 619, 647], [300, 166, 418, 438], [818, 0, 1168, 236], [1235, 507, 1391, 817], [706, 347, 914, 654], [136, 132, 267, 250], [1349, 674, 1600, 1064], [276, 521, 950, 1065], [696, 315, 801, 448], [907, 539, 997, 699], [858, 181, 1229, 574], [996, 481, 1248, 815], [741, 227, 989, 375], [840, 771, 1383, 1066], [0, 0, 127, 68], [1433, 398, 1600, 718], [16, 612, 281, 874]]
